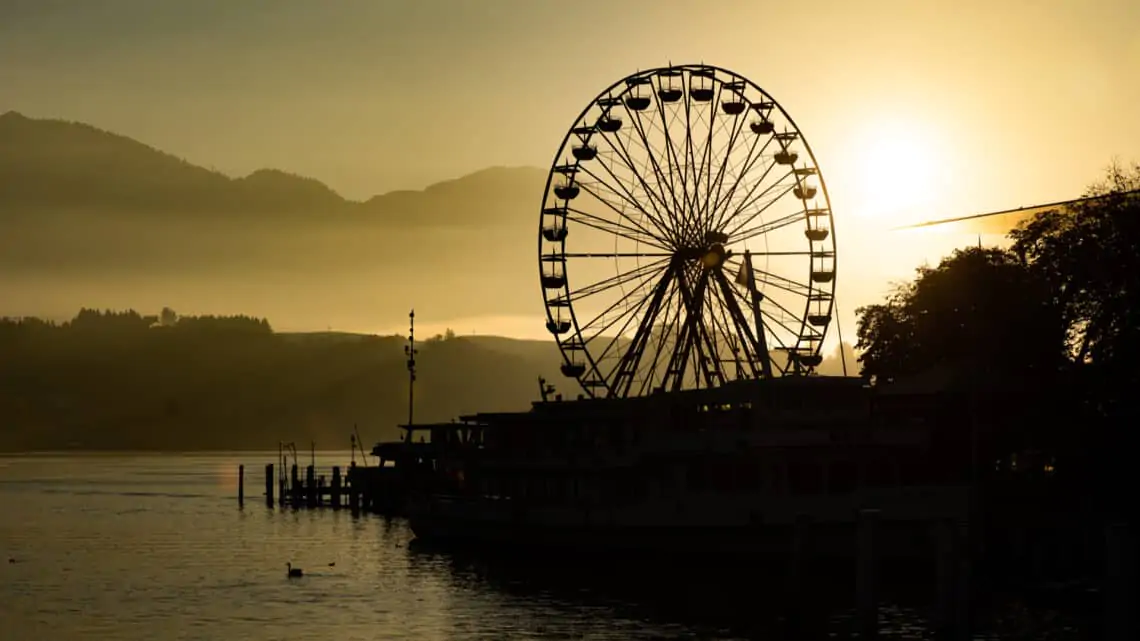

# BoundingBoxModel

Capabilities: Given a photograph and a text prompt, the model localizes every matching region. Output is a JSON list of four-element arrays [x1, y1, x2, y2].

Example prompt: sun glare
[[842, 120, 953, 229]]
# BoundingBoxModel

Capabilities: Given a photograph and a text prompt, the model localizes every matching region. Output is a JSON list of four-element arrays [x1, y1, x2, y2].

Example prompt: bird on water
[[286, 562, 303, 578]]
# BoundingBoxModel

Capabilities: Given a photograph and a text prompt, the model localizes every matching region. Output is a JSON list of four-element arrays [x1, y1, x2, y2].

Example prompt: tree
[[855, 246, 1065, 383], [1010, 161, 1140, 374]]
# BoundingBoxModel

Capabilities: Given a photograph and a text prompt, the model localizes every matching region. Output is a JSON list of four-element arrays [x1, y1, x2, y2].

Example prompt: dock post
[[332, 466, 342, 508], [954, 519, 971, 641], [264, 463, 273, 507], [1105, 522, 1133, 641], [935, 519, 970, 640], [856, 508, 880, 639], [305, 465, 316, 507], [785, 513, 811, 635], [348, 463, 360, 512], [238, 464, 244, 506], [290, 464, 299, 506]]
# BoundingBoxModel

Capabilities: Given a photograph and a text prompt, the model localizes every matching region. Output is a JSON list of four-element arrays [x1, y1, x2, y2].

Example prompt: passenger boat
[[406, 375, 973, 560]]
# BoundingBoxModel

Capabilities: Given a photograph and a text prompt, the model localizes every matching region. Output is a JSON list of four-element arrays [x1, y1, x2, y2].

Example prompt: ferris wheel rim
[[539, 63, 837, 398]]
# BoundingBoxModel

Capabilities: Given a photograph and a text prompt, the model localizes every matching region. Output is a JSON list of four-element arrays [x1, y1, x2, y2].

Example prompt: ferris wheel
[[539, 64, 837, 398]]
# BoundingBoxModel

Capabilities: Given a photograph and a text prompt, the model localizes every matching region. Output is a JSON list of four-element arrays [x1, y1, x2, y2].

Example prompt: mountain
[[0, 112, 551, 325], [0, 110, 546, 222]]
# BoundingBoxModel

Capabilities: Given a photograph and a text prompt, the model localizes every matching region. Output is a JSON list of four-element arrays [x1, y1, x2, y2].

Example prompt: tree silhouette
[[855, 246, 1065, 383], [1010, 161, 1140, 383]]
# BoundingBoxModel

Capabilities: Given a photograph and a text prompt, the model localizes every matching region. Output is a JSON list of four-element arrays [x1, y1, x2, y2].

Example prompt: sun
[[842, 119, 952, 228]]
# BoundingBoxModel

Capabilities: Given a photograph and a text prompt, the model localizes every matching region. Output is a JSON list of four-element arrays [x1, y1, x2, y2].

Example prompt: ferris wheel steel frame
[[538, 63, 837, 399]]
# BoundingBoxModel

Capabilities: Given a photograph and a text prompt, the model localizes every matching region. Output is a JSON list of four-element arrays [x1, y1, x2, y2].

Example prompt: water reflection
[[0, 454, 1094, 641]]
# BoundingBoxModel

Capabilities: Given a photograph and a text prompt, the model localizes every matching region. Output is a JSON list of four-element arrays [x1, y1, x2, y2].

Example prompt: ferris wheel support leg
[[744, 251, 773, 379]]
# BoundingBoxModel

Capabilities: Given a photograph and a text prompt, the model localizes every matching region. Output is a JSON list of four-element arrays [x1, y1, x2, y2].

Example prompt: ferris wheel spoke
[[702, 112, 756, 226], [682, 268, 728, 389], [700, 105, 748, 233], [648, 82, 685, 229], [710, 137, 780, 232], [575, 264, 666, 337], [730, 206, 805, 245], [557, 257, 671, 304], [574, 164, 669, 237], [608, 263, 677, 396], [702, 281, 740, 380], [575, 161, 675, 243], [694, 82, 726, 234], [723, 256, 812, 303], [589, 124, 673, 221], [758, 308, 800, 350], [585, 278, 662, 366], [721, 282, 798, 352], [562, 253, 673, 258], [679, 92, 702, 242], [617, 102, 689, 233], [710, 269, 766, 379], [633, 280, 682, 395], [565, 207, 670, 251], [663, 266, 719, 391], [637, 98, 695, 243], [709, 128, 764, 223], [752, 266, 813, 298], [722, 174, 798, 239], [592, 128, 682, 240]]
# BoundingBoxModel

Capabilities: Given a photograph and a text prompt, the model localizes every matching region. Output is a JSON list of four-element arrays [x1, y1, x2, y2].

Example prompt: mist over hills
[[0, 111, 548, 328], [0, 110, 545, 221]]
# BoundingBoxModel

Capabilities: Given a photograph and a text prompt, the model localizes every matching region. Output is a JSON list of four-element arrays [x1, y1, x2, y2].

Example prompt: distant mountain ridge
[[0, 110, 546, 224]]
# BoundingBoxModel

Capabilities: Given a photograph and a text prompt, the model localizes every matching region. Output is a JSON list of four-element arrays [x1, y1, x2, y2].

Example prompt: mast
[[405, 309, 417, 426]]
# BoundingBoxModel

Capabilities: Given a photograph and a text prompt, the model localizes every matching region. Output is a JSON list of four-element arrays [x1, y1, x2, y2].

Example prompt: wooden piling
[[332, 466, 342, 508], [290, 464, 299, 505], [953, 519, 971, 641], [786, 513, 811, 634], [264, 463, 273, 507], [348, 462, 360, 512], [935, 519, 971, 640], [238, 464, 244, 505], [1105, 522, 1133, 641], [306, 465, 316, 507], [856, 508, 880, 639]]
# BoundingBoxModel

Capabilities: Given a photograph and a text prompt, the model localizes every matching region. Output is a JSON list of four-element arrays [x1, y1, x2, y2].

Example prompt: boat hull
[[408, 495, 957, 562]]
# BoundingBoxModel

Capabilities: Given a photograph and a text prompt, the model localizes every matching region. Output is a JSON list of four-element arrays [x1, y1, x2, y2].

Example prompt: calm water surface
[[0, 453, 1079, 640]]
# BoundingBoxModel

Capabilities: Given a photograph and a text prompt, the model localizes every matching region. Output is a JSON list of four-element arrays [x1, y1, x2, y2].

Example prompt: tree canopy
[[857, 161, 1140, 410], [855, 246, 1064, 384]]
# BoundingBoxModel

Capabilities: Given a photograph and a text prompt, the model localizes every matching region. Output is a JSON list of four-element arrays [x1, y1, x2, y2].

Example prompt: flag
[[734, 259, 752, 288]]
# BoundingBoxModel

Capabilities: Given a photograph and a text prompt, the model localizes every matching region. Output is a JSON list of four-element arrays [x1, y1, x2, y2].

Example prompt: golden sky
[[3, 0, 1138, 342]]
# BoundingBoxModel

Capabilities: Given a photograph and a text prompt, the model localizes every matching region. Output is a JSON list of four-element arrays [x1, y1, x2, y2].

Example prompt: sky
[[2, 0, 1139, 342]]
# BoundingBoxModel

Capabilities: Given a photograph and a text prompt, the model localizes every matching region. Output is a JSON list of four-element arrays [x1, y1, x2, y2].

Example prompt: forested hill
[[0, 309, 857, 452], [0, 310, 563, 452]]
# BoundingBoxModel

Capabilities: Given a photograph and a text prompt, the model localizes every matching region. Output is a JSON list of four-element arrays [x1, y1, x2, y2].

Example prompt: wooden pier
[[239, 460, 420, 514]]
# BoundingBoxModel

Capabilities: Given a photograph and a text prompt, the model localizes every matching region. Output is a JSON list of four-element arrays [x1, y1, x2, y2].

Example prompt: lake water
[[0, 453, 1086, 640]]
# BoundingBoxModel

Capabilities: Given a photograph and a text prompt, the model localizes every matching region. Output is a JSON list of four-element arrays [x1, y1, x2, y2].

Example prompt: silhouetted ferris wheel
[[538, 64, 837, 398]]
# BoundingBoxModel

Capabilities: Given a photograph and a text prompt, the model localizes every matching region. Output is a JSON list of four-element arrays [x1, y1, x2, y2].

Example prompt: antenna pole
[[405, 309, 417, 427]]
